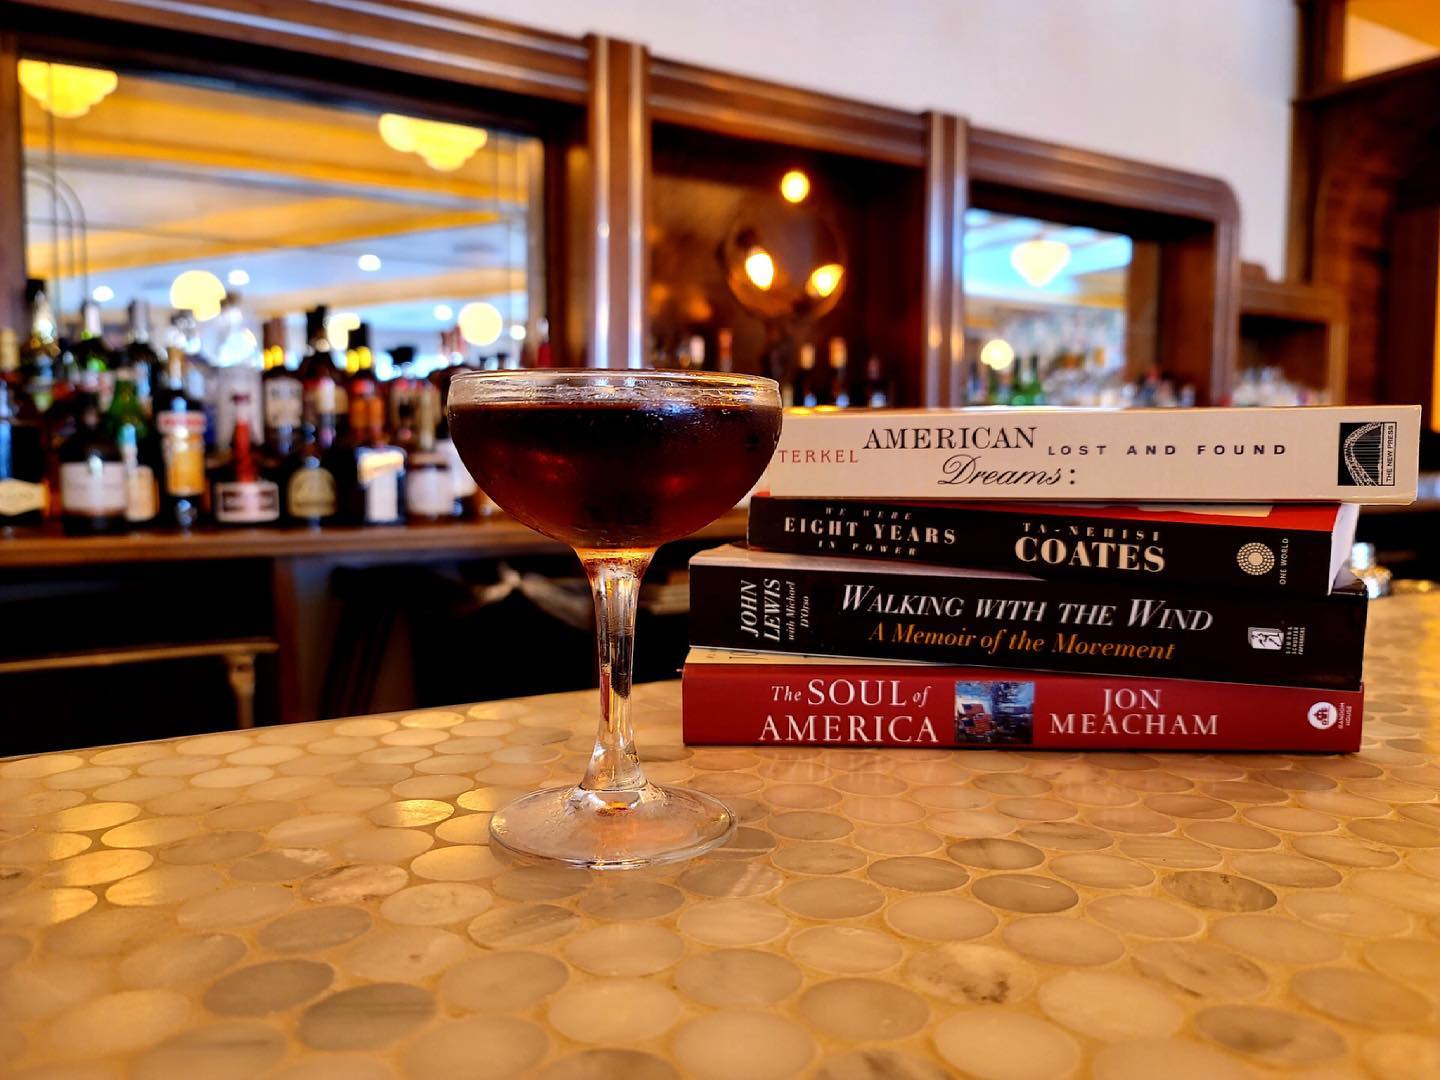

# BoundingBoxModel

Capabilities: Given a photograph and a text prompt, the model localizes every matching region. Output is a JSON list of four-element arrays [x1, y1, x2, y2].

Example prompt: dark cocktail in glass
[[448, 370, 782, 868]]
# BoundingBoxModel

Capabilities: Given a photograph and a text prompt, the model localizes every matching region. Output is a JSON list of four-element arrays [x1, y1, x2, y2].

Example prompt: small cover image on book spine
[[681, 650, 1364, 753], [747, 497, 1359, 596], [688, 545, 1368, 690]]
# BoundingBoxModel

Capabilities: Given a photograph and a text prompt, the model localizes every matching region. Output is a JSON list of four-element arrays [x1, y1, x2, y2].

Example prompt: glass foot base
[[488, 783, 735, 870]]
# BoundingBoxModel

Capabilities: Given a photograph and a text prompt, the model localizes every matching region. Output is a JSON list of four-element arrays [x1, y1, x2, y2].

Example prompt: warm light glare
[[508, 324, 527, 341], [357, 253, 382, 272], [227, 269, 250, 287], [805, 263, 844, 299], [980, 338, 1016, 371], [90, 285, 114, 304], [458, 302, 504, 348], [433, 304, 454, 322], [18, 60, 118, 119], [378, 113, 488, 172], [326, 311, 360, 351], [1010, 238, 1071, 288], [780, 169, 811, 204], [169, 270, 226, 322], [744, 248, 776, 291]]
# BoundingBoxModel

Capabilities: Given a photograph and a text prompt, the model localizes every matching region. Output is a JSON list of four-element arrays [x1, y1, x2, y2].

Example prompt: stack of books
[[683, 405, 1421, 753]]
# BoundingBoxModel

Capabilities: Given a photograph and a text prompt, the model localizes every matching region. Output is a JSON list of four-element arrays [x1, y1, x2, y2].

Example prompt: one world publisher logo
[[1338, 421, 1397, 486]]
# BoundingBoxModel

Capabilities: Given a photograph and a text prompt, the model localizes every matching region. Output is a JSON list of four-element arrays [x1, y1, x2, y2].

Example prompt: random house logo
[[1338, 421, 1398, 486], [1308, 701, 1340, 730]]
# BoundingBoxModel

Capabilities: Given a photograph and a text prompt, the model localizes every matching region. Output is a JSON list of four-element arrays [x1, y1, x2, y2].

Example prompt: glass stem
[[577, 550, 653, 793]]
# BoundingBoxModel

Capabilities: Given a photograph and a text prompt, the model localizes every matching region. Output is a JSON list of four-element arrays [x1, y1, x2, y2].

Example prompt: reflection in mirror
[[20, 60, 546, 391], [962, 209, 1181, 407]]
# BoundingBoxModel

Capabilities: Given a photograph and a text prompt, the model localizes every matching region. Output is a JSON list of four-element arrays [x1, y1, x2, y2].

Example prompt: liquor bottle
[[861, 354, 891, 408], [261, 318, 302, 458], [298, 307, 345, 439], [0, 330, 47, 530], [212, 294, 263, 452], [346, 322, 378, 403], [404, 386, 455, 522], [432, 362, 487, 519], [827, 337, 850, 408], [986, 361, 1013, 406], [105, 365, 158, 527], [58, 390, 127, 534], [683, 335, 706, 371], [327, 395, 405, 526], [153, 345, 208, 529], [277, 398, 339, 528], [535, 318, 553, 368], [792, 343, 819, 408], [1011, 354, 1046, 406], [716, 328, 735, 373], [122, 299, 161, 415], [212, 393, 279, 526], [20, 280, 60, 413]]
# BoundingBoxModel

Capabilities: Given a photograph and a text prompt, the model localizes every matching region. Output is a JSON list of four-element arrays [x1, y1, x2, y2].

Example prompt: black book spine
[[689, 556, 1367, 689], [747, 497, 1337, 595]]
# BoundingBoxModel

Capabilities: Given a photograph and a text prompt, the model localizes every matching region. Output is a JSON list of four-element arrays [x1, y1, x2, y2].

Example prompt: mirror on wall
[[960, 208, 1166, 406], [19, 58, 547, 378]]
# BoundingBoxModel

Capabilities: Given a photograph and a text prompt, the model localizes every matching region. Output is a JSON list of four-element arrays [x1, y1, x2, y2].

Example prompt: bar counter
[[2, 592, 1439, 1078]]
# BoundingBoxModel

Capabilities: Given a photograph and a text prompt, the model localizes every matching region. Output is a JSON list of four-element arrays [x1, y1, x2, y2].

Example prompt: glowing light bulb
[[805, 263, 844, 299], [1010, 239, 1071, 288], [227, 269, 250, 287], [780, 170, 811, 204], [90, 285, 114, 304], [458, 302, 503, 347], [378, 113, 488, 172], [980, 338, 1016, 371], [17, 61, 118, 119], [508, 324, 527, 341], [433, 304, 454, 322], [169, 270, 226, 322], [357, 253, 382, 272], [744, 248, 776, 291]]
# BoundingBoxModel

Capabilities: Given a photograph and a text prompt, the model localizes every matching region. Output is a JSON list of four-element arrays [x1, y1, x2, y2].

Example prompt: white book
[[762, 405, 1421, 504]]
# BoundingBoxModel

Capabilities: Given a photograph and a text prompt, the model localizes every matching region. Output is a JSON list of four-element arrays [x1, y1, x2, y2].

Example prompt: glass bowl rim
[[447, 367, 781, 401]]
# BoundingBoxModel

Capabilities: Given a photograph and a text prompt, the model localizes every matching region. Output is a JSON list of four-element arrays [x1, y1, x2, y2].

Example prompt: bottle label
[[437, 437, 478, 497], [0, 477, 47, 517], [216, 368, 263, 448], [306, 379, 337, 417], [60, 461, 127, 515], [357, 447, 404, 523], [264, 377, 304, 430], [287, 467, 337, 518], [126, 466, 158, 522], [406, 467, 455, 518], [214, 480, 280, 524], [157, 411, 207, 496]]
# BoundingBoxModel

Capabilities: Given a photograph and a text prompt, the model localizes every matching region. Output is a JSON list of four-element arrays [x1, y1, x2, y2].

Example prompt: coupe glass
[[447, 369, 783, 868]]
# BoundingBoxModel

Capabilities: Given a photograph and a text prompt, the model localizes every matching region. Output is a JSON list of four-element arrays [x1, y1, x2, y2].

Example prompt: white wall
[[440, 0, 1296, 277]]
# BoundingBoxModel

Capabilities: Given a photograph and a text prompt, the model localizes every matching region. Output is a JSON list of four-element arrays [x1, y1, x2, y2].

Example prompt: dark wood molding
[[5, 0, 589, 103], [0, 31, 23, 331], [1296, 0, 1346, 96], [586, 34, 649, 368], [648, 59, 926, 166], [921, 111, 966, 406]]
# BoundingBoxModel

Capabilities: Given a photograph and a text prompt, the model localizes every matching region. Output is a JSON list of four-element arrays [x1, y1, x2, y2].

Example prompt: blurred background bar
[[1, 0, 1438, 750]]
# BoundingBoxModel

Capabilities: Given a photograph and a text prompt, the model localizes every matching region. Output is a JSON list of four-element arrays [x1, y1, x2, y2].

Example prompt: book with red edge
[[682, 648, 1363, 753], [746, 496, 1359, 595]]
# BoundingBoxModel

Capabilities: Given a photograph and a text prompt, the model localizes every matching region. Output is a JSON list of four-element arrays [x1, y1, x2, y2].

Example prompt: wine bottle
[[327, 395, 404, 526], [153, 345, 208, 529], [105, 365, 158, 527], [792, 343, 819, 408], [261, 317, 302, 458], [20, 279, 59, 414], [404, 385, 455, 522], [123, 299, 161, 415], [58, 391, 127, 534], [827, 337, 850, 408], [212, 392, 279, 526], [861, 354, 891, 408], [277, 397, 339, 528], [0, 329, 47, 530]]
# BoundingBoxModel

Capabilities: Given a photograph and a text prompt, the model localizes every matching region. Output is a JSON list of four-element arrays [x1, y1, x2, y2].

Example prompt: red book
[[682, 649, 1363, 752]]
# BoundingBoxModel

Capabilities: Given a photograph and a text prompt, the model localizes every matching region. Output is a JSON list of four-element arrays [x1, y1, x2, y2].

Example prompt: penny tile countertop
[[3, 593, 1440, 1078]]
